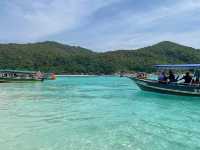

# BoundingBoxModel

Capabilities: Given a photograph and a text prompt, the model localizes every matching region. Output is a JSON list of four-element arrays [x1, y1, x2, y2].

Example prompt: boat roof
[[0, 70, 37, 74], [154, 64, 200, 70]]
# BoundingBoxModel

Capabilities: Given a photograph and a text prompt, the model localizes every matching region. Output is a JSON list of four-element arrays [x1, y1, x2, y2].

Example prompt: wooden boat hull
[[0, 77, 44, 83], [130, 77, 200, 96]]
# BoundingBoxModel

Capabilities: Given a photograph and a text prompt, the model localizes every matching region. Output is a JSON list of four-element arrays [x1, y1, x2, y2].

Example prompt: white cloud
[[84, 0, 200, 51], [1, 0, 200, 51], [0, 0, 119, 41], [99, 31, 200, 51]]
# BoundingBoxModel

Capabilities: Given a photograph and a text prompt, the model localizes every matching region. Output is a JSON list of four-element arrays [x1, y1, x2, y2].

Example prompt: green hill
[[0, 41, 200, 74], [102, 41, 200, 72]]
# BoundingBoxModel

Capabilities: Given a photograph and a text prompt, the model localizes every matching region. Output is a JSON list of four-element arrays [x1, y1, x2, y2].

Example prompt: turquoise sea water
[[0, 76, 200, 150]]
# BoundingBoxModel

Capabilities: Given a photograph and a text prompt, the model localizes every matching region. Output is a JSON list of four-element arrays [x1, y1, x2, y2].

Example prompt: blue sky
[[0, 0, 200, 51]]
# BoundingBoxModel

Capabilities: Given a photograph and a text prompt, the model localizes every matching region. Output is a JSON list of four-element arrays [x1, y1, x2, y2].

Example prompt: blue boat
[[130, 64, 200, 96]]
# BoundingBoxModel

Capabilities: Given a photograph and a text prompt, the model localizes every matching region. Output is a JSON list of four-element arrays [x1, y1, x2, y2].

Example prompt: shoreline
[[56, 74, 118, 77]]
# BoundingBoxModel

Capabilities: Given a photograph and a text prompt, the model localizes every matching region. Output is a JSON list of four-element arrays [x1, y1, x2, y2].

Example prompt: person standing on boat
[[180, 72, 192, 84]]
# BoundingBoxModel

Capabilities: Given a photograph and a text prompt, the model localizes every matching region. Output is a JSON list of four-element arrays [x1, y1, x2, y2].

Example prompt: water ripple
[[1, 76, 200, 150]]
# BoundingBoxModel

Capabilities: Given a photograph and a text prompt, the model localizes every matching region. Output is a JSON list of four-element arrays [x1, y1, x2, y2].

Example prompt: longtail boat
[[130, 64, 200, 96], [0, 70, 45, 83]]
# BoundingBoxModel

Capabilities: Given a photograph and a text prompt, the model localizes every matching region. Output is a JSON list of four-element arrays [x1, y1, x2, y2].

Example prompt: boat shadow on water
[[134, 89, 200, 102]]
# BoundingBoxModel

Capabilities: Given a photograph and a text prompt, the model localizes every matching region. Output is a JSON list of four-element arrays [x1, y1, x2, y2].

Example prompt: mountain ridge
[[0, 41, 199, 74]]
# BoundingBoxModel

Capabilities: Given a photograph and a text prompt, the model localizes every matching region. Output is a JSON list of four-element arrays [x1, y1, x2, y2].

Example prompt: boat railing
[[134, 76, 200, 87]]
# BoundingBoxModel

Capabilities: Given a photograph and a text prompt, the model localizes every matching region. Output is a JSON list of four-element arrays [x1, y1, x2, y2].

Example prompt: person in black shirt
[[168, 70, 176, 82], [180, 72, 192, 84]]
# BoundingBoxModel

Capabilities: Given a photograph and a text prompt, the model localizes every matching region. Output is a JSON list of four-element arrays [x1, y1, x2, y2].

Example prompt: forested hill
[[0, 41, 200, 74]]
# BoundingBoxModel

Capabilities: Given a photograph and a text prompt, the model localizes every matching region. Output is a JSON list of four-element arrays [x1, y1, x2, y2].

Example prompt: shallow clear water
[[0, 76, 200, 150]]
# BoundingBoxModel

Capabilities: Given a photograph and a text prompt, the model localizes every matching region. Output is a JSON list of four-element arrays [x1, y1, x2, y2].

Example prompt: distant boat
[[130, 64, 200, 96], [0, 70, 45, 83], [43, 73, 56, 80]]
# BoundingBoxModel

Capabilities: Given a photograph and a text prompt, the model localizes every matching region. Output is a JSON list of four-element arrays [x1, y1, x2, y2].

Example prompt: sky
[[0, 0, 200, 51]]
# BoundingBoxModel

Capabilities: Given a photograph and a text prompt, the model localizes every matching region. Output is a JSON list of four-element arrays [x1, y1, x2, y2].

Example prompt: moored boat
[[130, 64, 200, 96], [0, 70, 45, 83], [43, 73, 56, 80]]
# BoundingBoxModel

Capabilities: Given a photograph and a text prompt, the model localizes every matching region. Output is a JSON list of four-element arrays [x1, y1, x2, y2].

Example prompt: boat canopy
[[0, 70, 37, 74], [154, 64, 200, 70]]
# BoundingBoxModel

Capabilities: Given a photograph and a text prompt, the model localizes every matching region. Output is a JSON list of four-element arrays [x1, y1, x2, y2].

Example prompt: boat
[[43, 73, 56, 80], [0, 70, 45, 83], [130, 64, 200, 96]]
